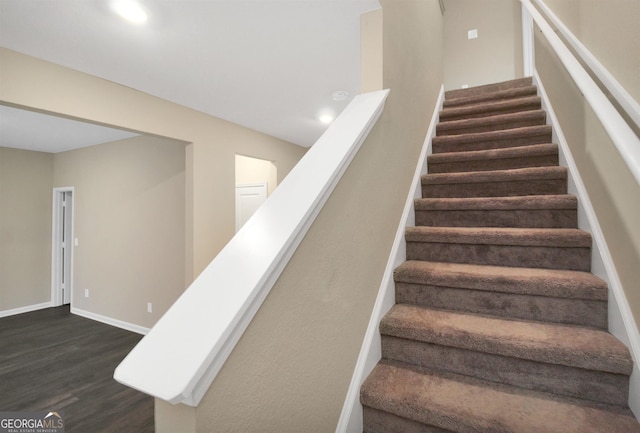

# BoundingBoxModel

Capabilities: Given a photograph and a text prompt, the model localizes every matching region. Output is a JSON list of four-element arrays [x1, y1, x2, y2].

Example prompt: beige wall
[[443, 0, 523, 91], [541, 0, 640, 103], [0, 48, 306, 285], [0, 47, 304, 331], [0, 147, 53, 312], [235, 154, 278, 196], [193, 1, 443, 431], [52, 135, 186, 328], [534, 29, 640, 325], [0, 135, 187, 328], [360, 8, 383, 93]]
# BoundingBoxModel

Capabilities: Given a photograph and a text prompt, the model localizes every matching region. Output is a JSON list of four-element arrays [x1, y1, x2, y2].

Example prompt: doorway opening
[[51, 187, 74, 306], [235, 155, 277, 232]]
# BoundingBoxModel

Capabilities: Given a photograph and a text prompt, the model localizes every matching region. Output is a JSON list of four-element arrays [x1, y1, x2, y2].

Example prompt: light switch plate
[[468, 29, 478, 39]]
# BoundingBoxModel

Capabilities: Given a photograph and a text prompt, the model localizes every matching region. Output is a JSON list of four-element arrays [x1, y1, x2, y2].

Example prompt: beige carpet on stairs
[[360, 76, 640, 433]]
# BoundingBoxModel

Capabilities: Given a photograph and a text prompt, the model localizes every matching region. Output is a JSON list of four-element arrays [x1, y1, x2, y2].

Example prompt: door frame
[[235, 182, 268, 232], [51, 187, 75, 306]]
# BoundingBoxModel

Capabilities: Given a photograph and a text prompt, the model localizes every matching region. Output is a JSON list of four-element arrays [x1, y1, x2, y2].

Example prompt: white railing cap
[[521, 0, 640, 186], [114, 89, 390, 406]]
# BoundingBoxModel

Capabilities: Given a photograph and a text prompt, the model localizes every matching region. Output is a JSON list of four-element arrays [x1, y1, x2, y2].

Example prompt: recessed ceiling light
[[319, 115, 334, 124], [332, 90, 349, 101], [112, 0, 148, 24]]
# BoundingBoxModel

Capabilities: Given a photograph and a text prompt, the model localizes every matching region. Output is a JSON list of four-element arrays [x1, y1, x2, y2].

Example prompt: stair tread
[[437, 110, 546, 135], [381, 304, 632, 374], [422, 166, 567, 185], [394, 260, 607, 300], [445, 77, 534, 100], [428, 143, 557, 163], [405, 226, 591, 247], [439, 96, 541, 121], [443, 85, 538, 109], [361, 363, 640, 433], [415, 194, 576, 210], [432, 125, 552, 150]]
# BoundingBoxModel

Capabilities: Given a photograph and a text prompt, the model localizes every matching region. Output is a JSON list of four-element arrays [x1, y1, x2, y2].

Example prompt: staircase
[[360, 77, 640, 432]]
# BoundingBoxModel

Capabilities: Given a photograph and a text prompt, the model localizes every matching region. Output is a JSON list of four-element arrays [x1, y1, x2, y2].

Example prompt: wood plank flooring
[[0, 306, 153, 433]]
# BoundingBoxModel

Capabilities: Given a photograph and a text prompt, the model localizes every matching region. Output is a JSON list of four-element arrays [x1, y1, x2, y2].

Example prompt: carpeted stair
[[360, 77, 640, 432]]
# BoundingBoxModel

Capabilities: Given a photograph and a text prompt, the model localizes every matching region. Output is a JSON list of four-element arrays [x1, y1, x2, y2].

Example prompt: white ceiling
[[0, 105, 140, 153], [0, 0, 381, 151]]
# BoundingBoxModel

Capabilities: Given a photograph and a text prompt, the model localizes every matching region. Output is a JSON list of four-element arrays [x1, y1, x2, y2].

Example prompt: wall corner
[[155, 399, 196, 433], [360, 8, 383, 93]]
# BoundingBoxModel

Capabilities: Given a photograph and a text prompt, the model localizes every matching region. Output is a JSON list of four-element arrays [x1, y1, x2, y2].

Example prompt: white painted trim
[[521, 4, 534, 77], [0, 302, 53, 318], [533, 0, 640, 131], [520, 0, 640, 185], [51, 186, 75, 307], [235, 182, 268, 232], [235, 182, 268, 188], [534, 71, 640, 418], [114, 90, 390, 407], [71, 307, 150, 335], [335, 86, 444, 433]]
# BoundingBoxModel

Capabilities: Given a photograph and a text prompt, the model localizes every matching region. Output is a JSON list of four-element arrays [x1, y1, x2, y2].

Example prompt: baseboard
[[71, 307, 150, 335], [0, 301, 53, 318], [335, 85, 445, 433], [534, 70, 640, 418]]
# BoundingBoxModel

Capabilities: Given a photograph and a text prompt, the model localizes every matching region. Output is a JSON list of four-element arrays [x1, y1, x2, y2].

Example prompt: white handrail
[[114, 89, 390, 407], [533, 0, 640, 131], [521, 0, 640, 185]]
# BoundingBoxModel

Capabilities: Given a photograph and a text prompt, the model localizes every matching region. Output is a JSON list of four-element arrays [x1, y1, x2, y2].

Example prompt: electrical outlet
[[84, 289, 89, 298], [468, 29, 478, 39], [462, 84, 469, 89], [147, 302, 153, 313]]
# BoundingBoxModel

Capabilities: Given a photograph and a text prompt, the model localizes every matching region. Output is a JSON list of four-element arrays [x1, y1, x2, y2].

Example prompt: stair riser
[[428, 154, 559, 173], [439, 101, 542, 122], [415, 209, 577, 228], [362, 363, 640, 433], [395, 260, 608, 301], [445, 77, 533, 100], [381, 337, 629, 407], [406, 243, 591, 271], [395, 282, 607, 328], [443, 86, 538, 109], [436, 115, 546, 137], [432, 128, 552, 153], [361, 377, 470, 433], [422, 179, 567, 198], [363, 407, 453, 433]]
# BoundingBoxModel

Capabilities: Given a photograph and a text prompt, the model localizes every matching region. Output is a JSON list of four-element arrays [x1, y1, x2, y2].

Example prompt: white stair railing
[[520, 0, 640, 186], [114, 89, 390, 407], [532, 0, 640, 131]]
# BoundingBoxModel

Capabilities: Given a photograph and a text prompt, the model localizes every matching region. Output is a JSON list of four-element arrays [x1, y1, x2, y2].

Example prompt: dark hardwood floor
[[0, 306, 154, 433]]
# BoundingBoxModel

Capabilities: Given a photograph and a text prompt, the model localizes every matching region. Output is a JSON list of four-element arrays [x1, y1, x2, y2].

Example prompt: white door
[[52, 189, 73, 305], [235, 183, 268, 232]]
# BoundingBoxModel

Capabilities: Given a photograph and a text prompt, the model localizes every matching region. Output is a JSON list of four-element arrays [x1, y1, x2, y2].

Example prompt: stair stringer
[[334, 85, 445, 433], [534, 70, 640, 419]]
